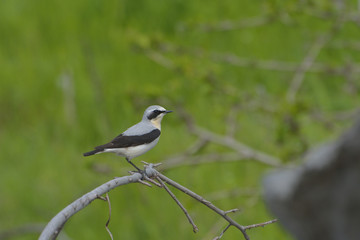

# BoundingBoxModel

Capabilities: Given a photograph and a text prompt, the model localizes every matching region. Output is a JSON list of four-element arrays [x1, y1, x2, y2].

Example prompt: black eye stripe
[[147, 110, 165, 120]]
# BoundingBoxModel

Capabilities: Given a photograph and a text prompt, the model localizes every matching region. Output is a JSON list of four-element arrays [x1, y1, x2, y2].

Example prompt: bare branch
[[137, 179, 153, 187], [200, 219, 225, 240], [156, 176, 199, 233], [156, 171, 251, 240], [213, 223, 231, 240], [39, 173, 144, 240], [243, 219, 278, 231], [97, 193, 114, 240], [40, 164, 277, 240], [104, 194, 113, 240], [224, 208, 241, 215], [143, 175, 163, 187]]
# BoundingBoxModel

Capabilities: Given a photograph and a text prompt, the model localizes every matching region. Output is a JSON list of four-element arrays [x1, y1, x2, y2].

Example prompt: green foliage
[[0, 0, 359, 239]]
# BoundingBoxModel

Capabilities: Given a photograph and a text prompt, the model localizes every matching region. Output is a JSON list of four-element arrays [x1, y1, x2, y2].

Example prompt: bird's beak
[[165, 110, 173, 114]]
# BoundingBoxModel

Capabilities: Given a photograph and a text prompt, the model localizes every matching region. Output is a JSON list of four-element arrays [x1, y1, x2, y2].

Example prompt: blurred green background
[[0, 0, 359, 239]]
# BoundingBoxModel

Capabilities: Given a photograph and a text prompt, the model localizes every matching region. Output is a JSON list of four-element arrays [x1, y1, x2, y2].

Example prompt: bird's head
[[143, 105, 172, 129]]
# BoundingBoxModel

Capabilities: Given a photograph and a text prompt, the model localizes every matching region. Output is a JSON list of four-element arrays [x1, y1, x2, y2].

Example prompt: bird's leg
[[126, 157, 143, 173]]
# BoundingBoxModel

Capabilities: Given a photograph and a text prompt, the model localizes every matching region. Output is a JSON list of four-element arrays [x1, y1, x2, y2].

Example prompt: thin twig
[[155, 171, 251, 240], [156, 176, 199, 233], [143, 175, 163, 187], [96, 193, 113, 239], [224, 208, 241, 214], [201, 218, 227, 240], [243, 219, 278, 231], [137, 179, 153, 187], [104, 194, 113, 240], [213, 223, 231, 240]]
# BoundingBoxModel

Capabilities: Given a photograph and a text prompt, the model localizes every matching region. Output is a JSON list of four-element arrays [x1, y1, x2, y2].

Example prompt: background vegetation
[[0, 0, 359, 239]]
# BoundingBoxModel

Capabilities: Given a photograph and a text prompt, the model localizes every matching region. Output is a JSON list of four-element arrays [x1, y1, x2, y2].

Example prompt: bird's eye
[[147, 110, 164, 120]]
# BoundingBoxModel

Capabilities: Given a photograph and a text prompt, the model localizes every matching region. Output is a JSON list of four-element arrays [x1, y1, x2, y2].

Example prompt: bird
[[83, 105, 172, 171]]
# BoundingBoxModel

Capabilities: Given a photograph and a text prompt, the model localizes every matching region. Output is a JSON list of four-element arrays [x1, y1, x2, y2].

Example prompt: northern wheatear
[[83, 105, 172, 171]]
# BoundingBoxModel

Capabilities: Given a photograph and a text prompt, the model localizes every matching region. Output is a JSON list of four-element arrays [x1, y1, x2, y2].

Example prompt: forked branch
[[39, 164, 277, 240]]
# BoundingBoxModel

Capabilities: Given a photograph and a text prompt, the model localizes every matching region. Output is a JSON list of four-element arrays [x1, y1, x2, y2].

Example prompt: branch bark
[[156, 172, 274, 240], [40, 165, 277, 240], [39, 173, 143, 240]]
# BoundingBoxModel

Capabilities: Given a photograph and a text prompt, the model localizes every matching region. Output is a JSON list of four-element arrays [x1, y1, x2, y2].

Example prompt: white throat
[[150, 118, 162, 130]]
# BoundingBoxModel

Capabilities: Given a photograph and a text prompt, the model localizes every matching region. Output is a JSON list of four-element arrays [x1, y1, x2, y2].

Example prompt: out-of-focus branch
[[286, 34, 331, 103], [192, 125, 282, 167], [311, 108, 360, 129], [302, 9, 360, 25], [190, 16, 273, 32], [161, 152, 254, 170], [141, 41, 360, 78], [144, 50, 176, 70], [331, 40, 360, 51], [161, 106, 283, 171], [211, 52, 360, 75], [0, 223, 45, 240]]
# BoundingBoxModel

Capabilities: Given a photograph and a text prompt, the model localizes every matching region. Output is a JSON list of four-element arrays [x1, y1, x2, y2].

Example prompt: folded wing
[[83, 129, 161, 156]]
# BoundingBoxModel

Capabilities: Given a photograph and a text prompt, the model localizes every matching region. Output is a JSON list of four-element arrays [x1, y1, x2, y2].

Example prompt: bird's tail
[[83, 149, 102, 156]]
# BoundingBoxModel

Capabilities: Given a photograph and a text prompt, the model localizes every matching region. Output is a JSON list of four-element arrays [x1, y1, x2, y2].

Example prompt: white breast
[[104, 137, 160, 160]]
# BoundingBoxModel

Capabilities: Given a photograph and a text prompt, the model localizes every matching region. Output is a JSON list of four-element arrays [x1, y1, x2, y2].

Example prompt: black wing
[[95, 129, 161, 150]]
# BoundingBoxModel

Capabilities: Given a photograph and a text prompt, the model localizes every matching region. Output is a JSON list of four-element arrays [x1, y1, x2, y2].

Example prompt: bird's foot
[[128, 169, 146, 179], [138, 169, 147, 180]]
